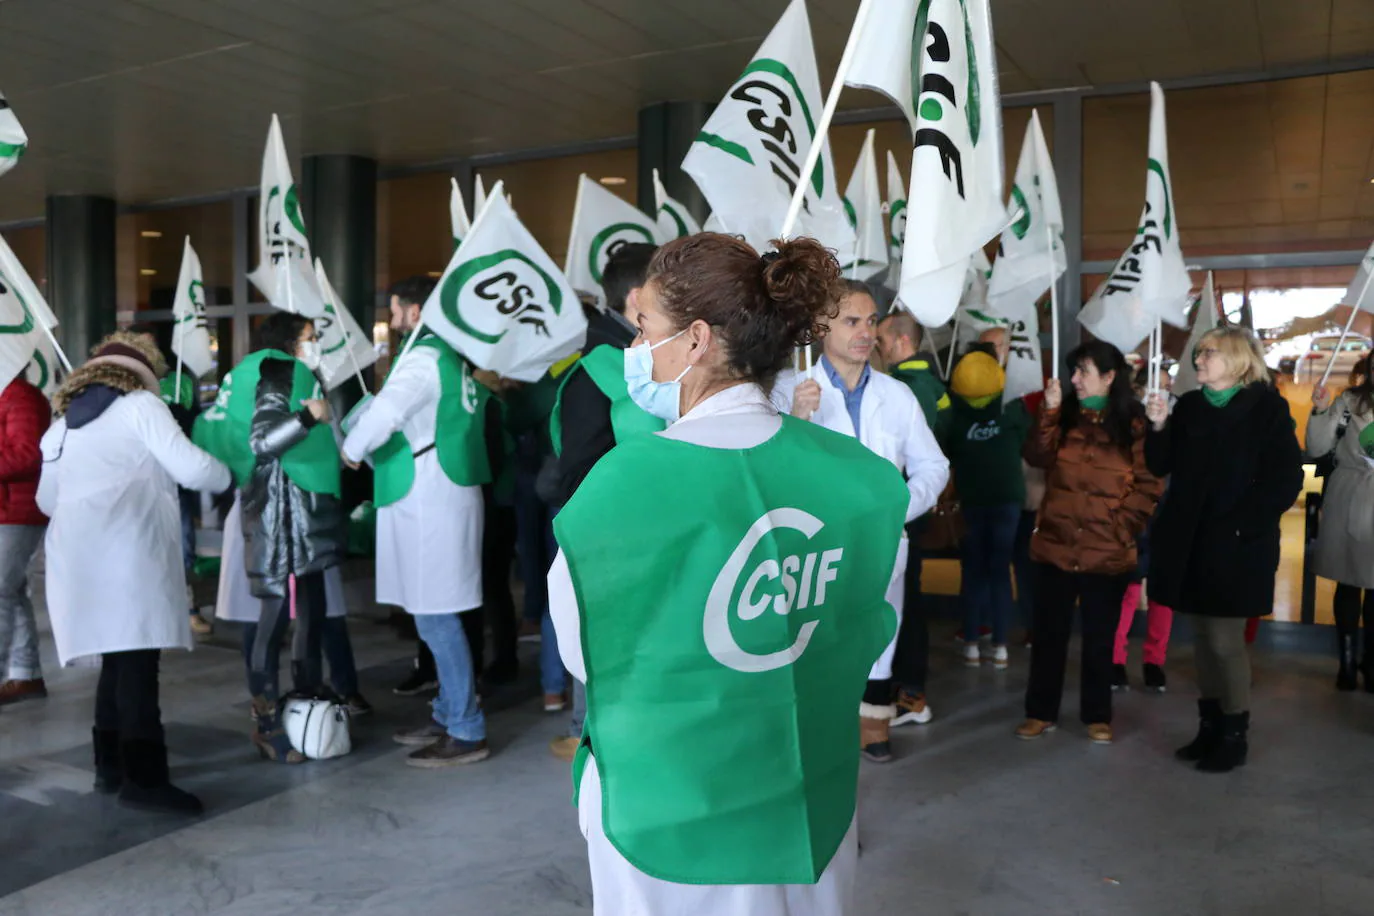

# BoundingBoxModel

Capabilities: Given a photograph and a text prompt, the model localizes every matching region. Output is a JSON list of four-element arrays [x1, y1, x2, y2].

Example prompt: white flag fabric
[[954, 248, 1043, 400], [0, 92, 27, 178], [1173, 271, 1220, 396], [1340, 239, 1374, 313], [0, 233, 58, 390], [450, 178, 472, 248], [653, 169, 702, 240], [885, 150, 908, 277], [246, 115, 327, 318], [838, 129, 889, 282], [988, 110, 1065, 312], [681, 0, 854, 255], [421, 182, 587, 383], [897, 0, 1008, 327], [23, 335, 59, 396], [843, 0, 922, 135], [703, 212, 727, 233], [313, 259, 379, 392], [170, 237, 215, 378], [1078, 83, 1192, 352], [955, 249, 994, 333], [474, 174, 489, 216], [565, 175, 661, 307]]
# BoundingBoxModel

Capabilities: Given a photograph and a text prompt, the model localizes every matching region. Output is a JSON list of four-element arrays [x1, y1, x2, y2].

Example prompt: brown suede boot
[[860, 703, 895, 763]]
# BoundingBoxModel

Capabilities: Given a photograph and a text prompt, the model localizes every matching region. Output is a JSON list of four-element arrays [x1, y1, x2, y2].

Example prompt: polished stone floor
[[2, 570, 1373, 916]]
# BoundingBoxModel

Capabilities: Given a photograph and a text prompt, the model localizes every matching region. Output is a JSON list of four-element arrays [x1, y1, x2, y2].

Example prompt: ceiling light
[[427, 271, 442, 278], [599, 176, 627, 186], [139, 268, 157, 276], [140, 230, 163, 238]]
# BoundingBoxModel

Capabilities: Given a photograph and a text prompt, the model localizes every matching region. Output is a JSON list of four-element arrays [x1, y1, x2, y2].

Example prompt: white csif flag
[[247, 115, 326, 318], [681, 0, 854, 255], [896, 0, 1009, 327], [1079, 82, 1192, 352], [1173, 271, 1220, 396], [0, 233, 60, 391], [653, 169, 702, 240], [24, 335, 60, 396], [885, 150, 908, 279], [474, 174, 489, 215], [170, 237, 215, 378], [838, 129, 889, 282], [0, 92, 27, 178], [987, 110, 1064, 312], [451, 178, 471, 248], [565, 174, 661, 306], [314, 259, 379, 392], [955, 248, 1043, 399], [421, 182, 587, 383], [844, 0, 922, 135]]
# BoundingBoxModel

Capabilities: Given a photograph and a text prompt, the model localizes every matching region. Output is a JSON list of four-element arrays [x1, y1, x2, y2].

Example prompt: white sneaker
[[963, 643, 982, 667], [987, 645, 1009, 670]]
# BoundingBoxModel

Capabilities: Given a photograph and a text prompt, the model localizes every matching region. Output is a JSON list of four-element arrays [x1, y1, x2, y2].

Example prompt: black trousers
[[482, 499, 519, 670], [1025, 563, 1129, 726], [95, 649, 163, 742], [1333, 583, 1374, 631], [248, 571, 326, 700], [891, 521, 929, 694]]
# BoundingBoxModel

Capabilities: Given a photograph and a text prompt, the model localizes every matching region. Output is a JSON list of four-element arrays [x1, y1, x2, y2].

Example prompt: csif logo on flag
[[178, 277, 209, 331], [1103, 162, 1173, 299], [265, 183, 308, 266], [705, 59, 827, 209], [1006, 175, 1038, 241], [441, 249, 565, 344], [911, 0, 983, 199], [0, 269, 35, 335], [889, 198, 908, 249], [704, 508, 845, 674], [24, 348, 49, 391], [589, 229, 655, 285]]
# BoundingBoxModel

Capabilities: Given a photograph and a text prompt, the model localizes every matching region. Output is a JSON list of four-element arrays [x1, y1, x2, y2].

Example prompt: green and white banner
[[314, 258, 379, 392], [0, 92, 27, 178], [565, 174, 662, 307], [1079, 82, 1192, 352], [0, 233, 59, 391], [653, 169, 701, 240], [844, 0, 921, 135], [885, 150, 907, 280], [987, 110, 1064, 314], [474, 174, 489, 216], [23, 335, 59, 396], [450, 177, 471, 249], [421, 182, 586, 383], [895, 0, 1009, 327], [838, 129, 888, 282], [681, 0, 854, 255], [956, 248, 1043, 400], [247, 114, 327, 318], [171, 237, 215, 379]]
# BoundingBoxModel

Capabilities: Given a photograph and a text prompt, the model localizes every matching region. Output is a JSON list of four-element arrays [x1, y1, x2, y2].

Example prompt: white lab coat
[[774, 362, 950, 679], [215, 493, 348, 622], [37, 391, 230, 666], [548, 384, 860, 916], [342, 347, 483, 615]]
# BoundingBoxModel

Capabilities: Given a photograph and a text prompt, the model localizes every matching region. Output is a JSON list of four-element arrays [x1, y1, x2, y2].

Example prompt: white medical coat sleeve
[[341, 348, 438, 464], [133, 392, 232, 493], [900, 398, 949, 523], [547, 550, 586, 682]]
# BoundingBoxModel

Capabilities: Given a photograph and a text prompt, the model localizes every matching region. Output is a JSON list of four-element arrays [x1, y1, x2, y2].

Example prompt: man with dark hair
[[545, 241, 663, 760]]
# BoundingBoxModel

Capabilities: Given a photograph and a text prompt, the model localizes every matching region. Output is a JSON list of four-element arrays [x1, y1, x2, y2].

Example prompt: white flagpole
[[38, 322, 73, 374], [174, 350, 184, 404], [944, 318, 962, 380], [1046, 220, 1061, 381], [778, 0, 875, 239], [1320, 299, 1367, 388]]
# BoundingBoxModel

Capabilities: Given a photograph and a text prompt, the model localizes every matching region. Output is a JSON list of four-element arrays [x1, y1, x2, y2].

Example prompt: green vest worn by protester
[[372, 334, 491, 507], [549, 343, 666, 455], [554, 416, 908, 885], [889, 358, 949, 428], [192, 350, 340, 497], [159, 373, 195, 411]]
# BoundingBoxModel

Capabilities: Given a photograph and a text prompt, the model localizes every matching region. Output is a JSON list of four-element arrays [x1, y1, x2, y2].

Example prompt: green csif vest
[[554, 416, 908, 885], [372, 335, 491, 507], [159, 373, 195, 411], [549, 344, 666, 455], [192, 350, 340, 497]]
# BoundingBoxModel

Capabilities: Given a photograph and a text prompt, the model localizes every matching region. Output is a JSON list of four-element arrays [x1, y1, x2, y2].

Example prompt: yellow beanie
[[950, 351, 1006, 401]]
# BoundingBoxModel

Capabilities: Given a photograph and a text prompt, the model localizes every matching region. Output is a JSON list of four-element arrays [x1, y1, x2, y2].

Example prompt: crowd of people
[[0, 228, 1363, 912]]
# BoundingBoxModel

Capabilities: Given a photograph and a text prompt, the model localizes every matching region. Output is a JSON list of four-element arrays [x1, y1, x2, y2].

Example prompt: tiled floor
[[2, 567, 1372, 915]]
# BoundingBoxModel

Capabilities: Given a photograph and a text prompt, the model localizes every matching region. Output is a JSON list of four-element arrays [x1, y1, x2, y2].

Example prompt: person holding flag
[[0, 371, 50, 707], [549, 233, 907, 913], [342, 277, 493, 768]]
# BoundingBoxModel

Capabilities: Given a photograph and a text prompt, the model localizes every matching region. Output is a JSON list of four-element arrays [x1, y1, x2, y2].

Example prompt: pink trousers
[[1113, 582, 1173, 666]]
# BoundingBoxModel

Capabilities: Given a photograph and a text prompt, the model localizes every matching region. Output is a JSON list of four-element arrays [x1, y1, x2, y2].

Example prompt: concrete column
[[46, 195, 116, 360], [637, 102, 713, 223]]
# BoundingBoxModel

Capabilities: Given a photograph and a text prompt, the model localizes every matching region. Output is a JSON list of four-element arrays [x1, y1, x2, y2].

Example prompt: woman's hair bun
[[761, 237, 843, 348]]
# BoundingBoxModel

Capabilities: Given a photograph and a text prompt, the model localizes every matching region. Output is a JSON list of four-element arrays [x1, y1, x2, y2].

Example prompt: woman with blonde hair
[[1145, 326, 1303, 772]]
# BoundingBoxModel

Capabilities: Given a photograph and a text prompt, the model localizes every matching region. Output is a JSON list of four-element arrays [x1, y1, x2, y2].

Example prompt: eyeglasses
[[1195, 347, 1221, 359]]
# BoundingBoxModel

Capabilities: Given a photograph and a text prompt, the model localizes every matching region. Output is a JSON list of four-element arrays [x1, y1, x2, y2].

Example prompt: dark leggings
[[242, 614, 359, 698], [1333, 584, 1374, 630], [95, 649, 163, 741], [247, 571, 326, 701]]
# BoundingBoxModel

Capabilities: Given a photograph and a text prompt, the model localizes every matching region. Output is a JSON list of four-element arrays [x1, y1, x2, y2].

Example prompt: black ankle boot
[[92, 727, 122, 794], [117, 739, 203, 814], [1197, 711, 1249, 773], [1337, 631, 1359, 691], [1176, 699, 1222, 762], [1363, 627, 1374, 694]]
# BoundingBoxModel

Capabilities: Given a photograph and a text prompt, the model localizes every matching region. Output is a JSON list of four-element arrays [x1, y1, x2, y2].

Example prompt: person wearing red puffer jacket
[[0, 374, 51, 705]]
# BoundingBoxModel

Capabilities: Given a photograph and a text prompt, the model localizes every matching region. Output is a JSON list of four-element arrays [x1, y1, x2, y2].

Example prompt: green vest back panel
[[373, 336, 491, 507], [192, 350, 340, 497], [550, 344, 665, 456], [554, 416, 907, 885], [159, 373, 195, 410]]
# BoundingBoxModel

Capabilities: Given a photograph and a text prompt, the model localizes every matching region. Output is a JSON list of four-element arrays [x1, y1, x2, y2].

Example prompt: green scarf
[[1203, 385, 1243, 409], [1079, 395, 1108, 411]]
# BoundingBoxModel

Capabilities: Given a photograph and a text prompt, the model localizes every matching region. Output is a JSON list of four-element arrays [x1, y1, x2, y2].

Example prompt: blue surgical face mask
[[624, 329, 691, 423]]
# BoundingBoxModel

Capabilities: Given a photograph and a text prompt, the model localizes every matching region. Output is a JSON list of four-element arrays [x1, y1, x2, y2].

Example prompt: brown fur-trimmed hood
[[52, 362, 150, 418]]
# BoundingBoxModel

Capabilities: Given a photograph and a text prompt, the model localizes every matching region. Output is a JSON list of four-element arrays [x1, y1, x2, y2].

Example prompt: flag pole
[[944, 317, 961, 381], [1046, 221, 1061, 381], [37, 321, 73, 374], [174, 349, 184, 404], [1319, 296, 1368, 388], [778, 0, 875, 239]]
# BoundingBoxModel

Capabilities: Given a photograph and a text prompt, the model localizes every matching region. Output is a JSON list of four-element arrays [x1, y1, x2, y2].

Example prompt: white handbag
[[283, 697, 352, 760]]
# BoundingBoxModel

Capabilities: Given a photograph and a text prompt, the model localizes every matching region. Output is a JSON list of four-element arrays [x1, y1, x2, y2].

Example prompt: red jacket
[[0, 378, 50, 526]]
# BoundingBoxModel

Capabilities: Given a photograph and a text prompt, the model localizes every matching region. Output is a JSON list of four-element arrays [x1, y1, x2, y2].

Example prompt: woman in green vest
[[549, 234, 910, 914]]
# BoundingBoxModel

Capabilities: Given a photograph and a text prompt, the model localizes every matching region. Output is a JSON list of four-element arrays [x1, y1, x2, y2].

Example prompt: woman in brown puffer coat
[[1016, 341, 1163, 745]]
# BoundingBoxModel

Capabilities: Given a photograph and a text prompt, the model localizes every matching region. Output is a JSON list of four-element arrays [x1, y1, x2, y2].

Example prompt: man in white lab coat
[[783, 281, 949, 762]]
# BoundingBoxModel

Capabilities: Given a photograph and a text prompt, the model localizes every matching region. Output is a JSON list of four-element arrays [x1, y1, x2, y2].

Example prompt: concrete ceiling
[[1, 0, 1370, 222]]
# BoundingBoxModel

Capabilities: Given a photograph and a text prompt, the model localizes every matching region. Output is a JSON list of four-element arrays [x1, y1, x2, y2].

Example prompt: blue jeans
[[414, 612, 485, 741], [960, 504, 1021, 647]]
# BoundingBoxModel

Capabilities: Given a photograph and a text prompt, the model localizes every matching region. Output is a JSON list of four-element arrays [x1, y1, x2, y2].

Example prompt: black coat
[[1145, 384, 1303, 618]]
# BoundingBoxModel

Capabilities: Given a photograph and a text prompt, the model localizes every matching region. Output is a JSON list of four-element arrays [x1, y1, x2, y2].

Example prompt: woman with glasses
[[1145, 327, 1302, 772]]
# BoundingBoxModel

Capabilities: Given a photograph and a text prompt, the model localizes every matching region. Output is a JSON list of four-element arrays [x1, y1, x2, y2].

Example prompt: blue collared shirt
[[820, 355, 871, 438]]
